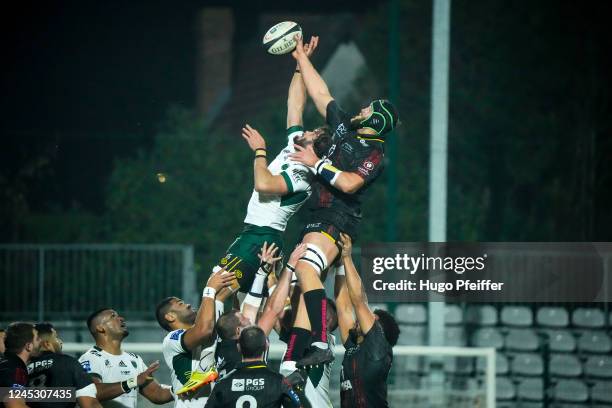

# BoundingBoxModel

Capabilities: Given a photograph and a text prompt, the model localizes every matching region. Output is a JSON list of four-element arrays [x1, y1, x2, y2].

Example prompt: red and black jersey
[[307, 101, 385, 237], [27, 351, 93, 408], [0, 353, 29, 408], [340, 321, 393, 408]]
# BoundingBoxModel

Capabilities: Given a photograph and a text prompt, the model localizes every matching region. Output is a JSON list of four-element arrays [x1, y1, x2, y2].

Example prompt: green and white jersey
[[279, 334, 335, 408], [78, 346, 147, 408], [161, 329, 216, 408], [244, 126, 314, 232]]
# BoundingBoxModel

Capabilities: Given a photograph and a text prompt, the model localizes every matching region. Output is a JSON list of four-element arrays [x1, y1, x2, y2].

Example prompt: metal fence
[[0, 244, 195, 321]]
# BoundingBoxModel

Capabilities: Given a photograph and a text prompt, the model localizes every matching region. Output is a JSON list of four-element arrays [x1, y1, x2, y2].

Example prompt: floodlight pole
[[429, 0, 451, 405]]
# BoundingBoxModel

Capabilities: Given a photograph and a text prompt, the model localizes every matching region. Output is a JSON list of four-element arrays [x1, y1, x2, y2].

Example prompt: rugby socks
[[303, 288, 328, 348], [283, 327, 312, 362]]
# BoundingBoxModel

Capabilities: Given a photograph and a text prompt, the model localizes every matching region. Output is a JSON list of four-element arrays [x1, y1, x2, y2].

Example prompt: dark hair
[[155, 297, 177, 332], [216, 310, 241, 340], [86, 308, 111, 337], [35, 322, 55, 339], [326, 298, 338, 332], [313, 126, 332, 158], [373, 309, 400, 347], [4, 322, 35, 354], [239, 326, 267, 358]]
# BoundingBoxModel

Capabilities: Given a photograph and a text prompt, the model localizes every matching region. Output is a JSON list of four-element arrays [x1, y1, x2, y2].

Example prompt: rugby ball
[[262, 21, 302, 55]]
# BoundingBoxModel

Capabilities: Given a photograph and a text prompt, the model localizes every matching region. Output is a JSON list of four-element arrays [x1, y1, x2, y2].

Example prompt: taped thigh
[[298, 243, 329, 276]]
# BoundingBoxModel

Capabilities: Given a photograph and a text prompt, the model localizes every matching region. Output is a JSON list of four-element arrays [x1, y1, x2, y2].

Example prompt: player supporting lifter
[[288, 35, 400, 367], [154, 269, 236, 405], [215, 35, 329, 302], [205, 326, 302, 408], [336, 234, 399, 408]]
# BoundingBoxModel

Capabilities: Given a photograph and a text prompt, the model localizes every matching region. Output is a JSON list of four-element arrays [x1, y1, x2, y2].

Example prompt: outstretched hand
[[303, 35, 319, 58], [242, 124, 266, 152], [258, 241, 282, 273], [291, 34, 306, 61], [289, 144, 320, 167], [207, 267, 237, 291]]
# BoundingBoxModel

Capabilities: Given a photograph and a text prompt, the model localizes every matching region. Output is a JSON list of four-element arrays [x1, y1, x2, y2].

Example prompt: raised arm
[[287, 36, 319, 128], [334, 269, 355, 344], [181, 269, 236, 351], [292, 35, 333, 118], [339, 233, 376, 336], [258, 244, 307, 335], [242, 125, 289, 194], [241, 242, 282, 324]]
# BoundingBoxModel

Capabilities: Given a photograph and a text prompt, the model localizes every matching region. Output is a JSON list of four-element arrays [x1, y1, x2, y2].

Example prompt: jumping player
[[215, 36, 330, 302], [288, 35, 399, 367], [336, 233, 399, 408]]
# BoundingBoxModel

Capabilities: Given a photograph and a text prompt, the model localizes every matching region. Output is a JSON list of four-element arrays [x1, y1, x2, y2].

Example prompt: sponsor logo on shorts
[[234, 269, 243, 278], [220, 257, 228, 265], [121, 370, 131, 375]]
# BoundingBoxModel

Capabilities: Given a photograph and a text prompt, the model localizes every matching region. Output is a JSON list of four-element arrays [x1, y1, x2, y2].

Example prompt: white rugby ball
[[262, 21, 302, 55]]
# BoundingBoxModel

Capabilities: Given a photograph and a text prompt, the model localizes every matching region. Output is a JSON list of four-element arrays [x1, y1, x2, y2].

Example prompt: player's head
[[294, 126, 332, 157], [35, 322, 63, 353], [155, 297, 196, 332], [4, 322, 41, 357], [351, 99, 399, 137], [326, 298, 339, 333], [373, 309, 400, 347], [237, 325, 268, 360], [87, 308, 129, 341], [216, 310, 252, 340]]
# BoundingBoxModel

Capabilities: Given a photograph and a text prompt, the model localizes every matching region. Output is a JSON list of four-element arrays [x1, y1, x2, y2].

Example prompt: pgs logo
[[231, 378, 265, 392]]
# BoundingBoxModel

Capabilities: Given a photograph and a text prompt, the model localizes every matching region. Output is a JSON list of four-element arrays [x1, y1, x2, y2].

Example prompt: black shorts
[[300, 208, 361, 245]]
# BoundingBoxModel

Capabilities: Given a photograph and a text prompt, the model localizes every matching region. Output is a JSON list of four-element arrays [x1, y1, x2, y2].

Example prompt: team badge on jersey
[[81, 360, 91, 372]]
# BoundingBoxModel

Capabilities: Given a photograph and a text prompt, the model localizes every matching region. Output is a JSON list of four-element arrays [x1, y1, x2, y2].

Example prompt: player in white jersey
[[213, 35, 331, 303], [78, 309, 173, 408], [154, 268, 236, 406]]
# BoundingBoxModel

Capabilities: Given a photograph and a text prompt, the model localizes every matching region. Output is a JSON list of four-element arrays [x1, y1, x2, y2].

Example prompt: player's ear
[[164, 311, 176, 325]]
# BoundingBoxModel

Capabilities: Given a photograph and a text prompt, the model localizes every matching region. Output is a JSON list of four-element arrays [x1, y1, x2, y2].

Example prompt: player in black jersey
[[27, 323, 101, 408], [336, 234, 400, 408], [205, 326, 302, 407], [287, 35, 399, 368], [0, 322, 40, 408]]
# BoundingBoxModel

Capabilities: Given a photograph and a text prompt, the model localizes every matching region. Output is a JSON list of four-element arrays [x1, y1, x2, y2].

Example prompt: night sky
[[2, 1, 376, 213]]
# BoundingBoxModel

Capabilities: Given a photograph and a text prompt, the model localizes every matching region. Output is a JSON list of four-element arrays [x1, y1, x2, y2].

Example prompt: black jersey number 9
[[29, 373, 47, 387], [236, 395, 257, 407]]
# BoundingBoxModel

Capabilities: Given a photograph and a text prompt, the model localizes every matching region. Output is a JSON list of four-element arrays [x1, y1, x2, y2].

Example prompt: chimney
[[196, 8, 234, 119]]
